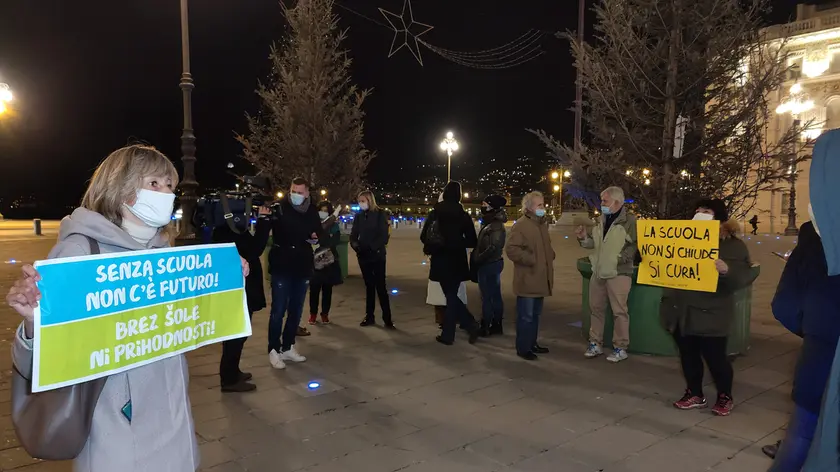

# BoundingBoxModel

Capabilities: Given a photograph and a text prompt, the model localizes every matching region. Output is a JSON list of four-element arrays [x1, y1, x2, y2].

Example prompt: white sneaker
[[606, 348, 629, 363], [269, 350, 286, 370], [584, 343, 603, 358], [280, 345, 307, 363]]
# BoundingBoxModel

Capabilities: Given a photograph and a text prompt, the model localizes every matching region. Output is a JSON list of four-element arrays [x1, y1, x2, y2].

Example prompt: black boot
[[479, 321, 490, 337], [489, 322, 504, 336]]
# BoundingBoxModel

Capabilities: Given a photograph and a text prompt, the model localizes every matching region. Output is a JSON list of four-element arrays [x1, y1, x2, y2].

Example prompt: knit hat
[[483, 195, 507, 210], [442, 181, 462, 202], [695, 199, 728, 222]]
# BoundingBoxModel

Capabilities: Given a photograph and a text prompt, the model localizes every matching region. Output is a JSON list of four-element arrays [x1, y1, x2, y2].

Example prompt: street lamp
[[439, 131, 459, 182], [775, 82, 815, 236], [177, 0, 199, 240], [550, 171, 559, 180], [320, 189, 327, 197], [276, 192, 284, 199], [0, 83, 13, 115], [463, 192, 469, 199]]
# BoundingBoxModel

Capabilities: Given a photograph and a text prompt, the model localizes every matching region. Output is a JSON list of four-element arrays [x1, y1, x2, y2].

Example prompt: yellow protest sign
[[636, 220, 720, 292]]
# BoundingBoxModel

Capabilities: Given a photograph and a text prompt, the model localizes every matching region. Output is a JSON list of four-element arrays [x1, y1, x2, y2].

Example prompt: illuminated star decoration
[[379, 0, 434, 66]]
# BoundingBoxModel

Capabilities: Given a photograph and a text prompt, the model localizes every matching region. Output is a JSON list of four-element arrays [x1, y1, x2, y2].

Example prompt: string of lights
[[336, 0, 547, 69], [419, 37, 544, 69], [419, 29, 544, 61]]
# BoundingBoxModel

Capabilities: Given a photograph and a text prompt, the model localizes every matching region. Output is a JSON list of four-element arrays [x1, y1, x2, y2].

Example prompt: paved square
[[0, 223, 799, 471]]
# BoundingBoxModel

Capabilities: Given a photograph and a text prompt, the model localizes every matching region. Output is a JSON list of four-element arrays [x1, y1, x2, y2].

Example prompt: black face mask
[[481, 207, 493, 215]]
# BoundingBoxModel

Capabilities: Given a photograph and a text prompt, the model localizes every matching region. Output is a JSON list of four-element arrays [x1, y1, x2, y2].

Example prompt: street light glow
[[553, 184, 560, 192], [440, 131, 459, 182], [276, 192, 284, 198], [446, 131, 454, 139], [320, 189, 327, 196], [463, 192, 469, 199], [563, 170, 571, 178], [551, 171, 559, 180]]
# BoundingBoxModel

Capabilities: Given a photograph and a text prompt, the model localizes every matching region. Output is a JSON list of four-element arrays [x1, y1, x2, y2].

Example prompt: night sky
[[0, 0, 811, 209]]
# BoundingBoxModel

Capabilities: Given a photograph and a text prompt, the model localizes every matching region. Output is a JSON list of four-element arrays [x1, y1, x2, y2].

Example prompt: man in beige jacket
[[506, 191, 555, 361], [575, 186, 637, 363]]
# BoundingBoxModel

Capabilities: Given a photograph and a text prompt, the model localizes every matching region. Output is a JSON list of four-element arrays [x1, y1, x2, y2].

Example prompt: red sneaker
[[308, 314, 318, 325], [320, 313, 330, 324], [673, 390, 707, 410], [712, 394, 733, 416]]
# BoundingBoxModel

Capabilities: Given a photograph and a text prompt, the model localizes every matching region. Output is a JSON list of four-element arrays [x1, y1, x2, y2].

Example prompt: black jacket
[[422, 200, 477, 283], [268, 199, 323, 278], [212, 218, 271, 313], [472, 209, 508, 267], [773, 222, 840, 414], [350, 209, 389, 263], [312, 217, 343, 286]]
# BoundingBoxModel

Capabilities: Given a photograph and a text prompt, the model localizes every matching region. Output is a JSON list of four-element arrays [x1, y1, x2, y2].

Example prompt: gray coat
[[11, 208, 199, 472]]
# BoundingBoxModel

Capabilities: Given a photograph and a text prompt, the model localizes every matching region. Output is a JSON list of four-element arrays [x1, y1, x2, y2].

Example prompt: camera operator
[[267, 177, 323, 370], [212, 205, 272, 392]]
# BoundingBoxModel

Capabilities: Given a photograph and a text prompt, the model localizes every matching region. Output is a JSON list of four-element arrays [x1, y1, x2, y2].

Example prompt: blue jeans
[[440, 280, 476, 343], [516, 297, 543, 355], [268, 275, 309, 353], [478, 260, 504, 326], [770, 405, 819, 471]]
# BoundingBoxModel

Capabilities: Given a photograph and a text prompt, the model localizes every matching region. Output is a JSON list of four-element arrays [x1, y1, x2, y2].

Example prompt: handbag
[[11, 236, 108, 460], [314, 246, 336, 270]]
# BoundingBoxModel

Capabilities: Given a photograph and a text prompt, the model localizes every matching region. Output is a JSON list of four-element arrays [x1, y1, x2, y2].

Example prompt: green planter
[[260, 234, 350, 280], [576, 258, 760, 357]]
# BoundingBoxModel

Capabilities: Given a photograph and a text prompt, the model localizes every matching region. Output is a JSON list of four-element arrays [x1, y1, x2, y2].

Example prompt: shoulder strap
[[220, 194, 242, 235], [84, 236, 101, 255]]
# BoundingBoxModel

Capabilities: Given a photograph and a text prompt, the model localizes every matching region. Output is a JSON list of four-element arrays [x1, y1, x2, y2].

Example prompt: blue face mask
[[290, 193, 306, 206], [535, 209, 546, 218], [600, 206, 612, 216]]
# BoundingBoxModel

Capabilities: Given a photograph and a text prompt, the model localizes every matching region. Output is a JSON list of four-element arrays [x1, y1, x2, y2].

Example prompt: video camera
[[194, 175, 275, 233]]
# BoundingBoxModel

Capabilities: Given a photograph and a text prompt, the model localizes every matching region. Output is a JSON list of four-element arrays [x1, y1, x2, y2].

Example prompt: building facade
[[755, 2, 840, 233]]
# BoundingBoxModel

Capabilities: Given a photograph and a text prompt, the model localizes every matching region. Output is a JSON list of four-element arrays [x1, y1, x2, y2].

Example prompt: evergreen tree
[[532, 0, 807, 219], [238, 0, 373, 201]]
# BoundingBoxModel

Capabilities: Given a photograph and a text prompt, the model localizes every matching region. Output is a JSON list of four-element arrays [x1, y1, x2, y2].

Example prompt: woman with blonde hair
[[5, 144, 248, 471], [350, 190, 394, 328]]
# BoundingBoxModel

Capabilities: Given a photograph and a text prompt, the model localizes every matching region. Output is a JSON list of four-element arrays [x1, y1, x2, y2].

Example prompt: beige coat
[[505, 214, 555, 297]]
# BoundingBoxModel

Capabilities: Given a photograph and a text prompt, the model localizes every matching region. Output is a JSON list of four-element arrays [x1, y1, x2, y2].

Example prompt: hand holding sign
[[5, 265, 42, 337], [715, 259, 729, 275], [636, 220, 720, 292]]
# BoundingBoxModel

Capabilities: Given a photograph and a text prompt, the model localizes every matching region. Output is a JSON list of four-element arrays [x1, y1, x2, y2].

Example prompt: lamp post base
[[784, 226, 799, 236]]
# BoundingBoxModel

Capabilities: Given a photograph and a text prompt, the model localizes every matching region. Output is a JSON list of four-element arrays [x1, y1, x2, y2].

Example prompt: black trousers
[[359, 259, 392, 322], [673, 331, 733, 398], [220, 311, 253, 386], [309, 281, 333, 315]]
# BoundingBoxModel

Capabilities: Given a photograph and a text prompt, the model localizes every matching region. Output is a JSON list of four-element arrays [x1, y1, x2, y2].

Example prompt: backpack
[[423, 215, 445, 255]]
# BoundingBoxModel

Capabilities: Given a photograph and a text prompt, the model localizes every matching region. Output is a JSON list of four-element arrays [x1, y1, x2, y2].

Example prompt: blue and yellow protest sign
[[32, 243, 250, 393], [636, 220, 720, 292]]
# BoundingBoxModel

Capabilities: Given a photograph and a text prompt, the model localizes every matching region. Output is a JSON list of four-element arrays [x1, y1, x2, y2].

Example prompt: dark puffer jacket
[[773, 222, 840, 414], [422, 200, 477, 283], [472, 208, 507, 268], [268, 199, 323, 278], [350, 208, 389, 263]]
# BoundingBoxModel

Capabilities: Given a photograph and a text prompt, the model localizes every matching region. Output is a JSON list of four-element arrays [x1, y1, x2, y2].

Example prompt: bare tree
[[531, 0, 809, 219], [237, 0, 374, 201]]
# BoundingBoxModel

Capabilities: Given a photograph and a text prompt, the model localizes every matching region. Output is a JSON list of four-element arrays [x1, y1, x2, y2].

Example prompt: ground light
[[307, 382, 321, 390], [391, 289, 399, 294]]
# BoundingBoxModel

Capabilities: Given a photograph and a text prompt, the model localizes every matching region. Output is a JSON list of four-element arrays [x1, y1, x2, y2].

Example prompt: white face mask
[[318, 211, 329, 221], [692, 212, 715, 221], [124, 189, 175, 228], [359, 202, 369, 211]]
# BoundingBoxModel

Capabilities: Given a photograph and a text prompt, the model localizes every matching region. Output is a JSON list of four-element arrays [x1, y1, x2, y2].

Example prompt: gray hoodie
[[11, 208, 200, 472]]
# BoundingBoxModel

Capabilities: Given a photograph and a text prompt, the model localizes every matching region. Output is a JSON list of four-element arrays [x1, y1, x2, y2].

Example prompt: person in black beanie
[[422, 181, 480, 345], [660, 198, 752, 416], [471, 195, 508, 336]]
